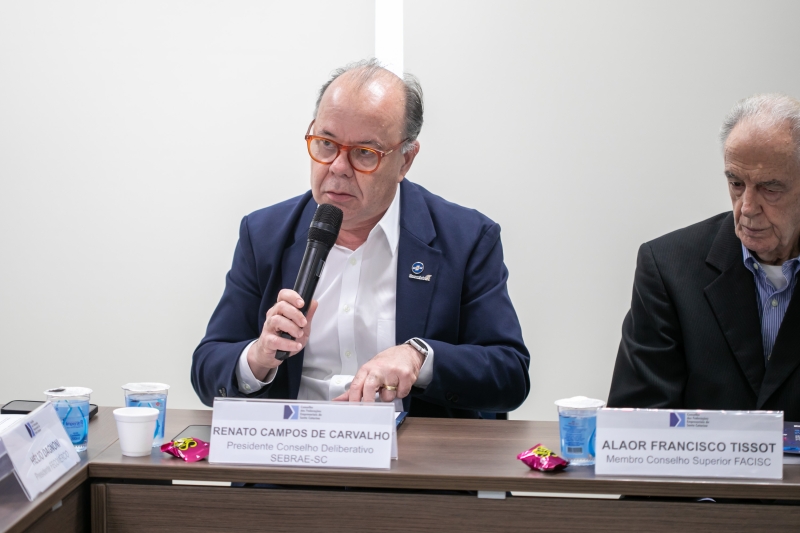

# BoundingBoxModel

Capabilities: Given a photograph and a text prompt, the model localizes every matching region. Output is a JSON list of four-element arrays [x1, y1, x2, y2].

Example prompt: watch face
[[409, 338, 427, 356]]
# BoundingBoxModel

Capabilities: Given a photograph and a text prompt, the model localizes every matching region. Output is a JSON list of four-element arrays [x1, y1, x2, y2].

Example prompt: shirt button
[[753, 263, 760, 270], [243, 383, 251, 391], [349, 257, 357, 266], [772, 299, 779, 307], [343, 305, 351, 313], [345, 351, 352, 358]]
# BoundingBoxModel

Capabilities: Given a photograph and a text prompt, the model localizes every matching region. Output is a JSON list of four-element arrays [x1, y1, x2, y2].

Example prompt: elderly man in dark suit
[[609, 94, 800, 420]]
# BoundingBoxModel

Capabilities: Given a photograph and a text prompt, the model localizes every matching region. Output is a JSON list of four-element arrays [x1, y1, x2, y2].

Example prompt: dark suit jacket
[[191, 179, 531, 418], [608, 212, 800, 420]]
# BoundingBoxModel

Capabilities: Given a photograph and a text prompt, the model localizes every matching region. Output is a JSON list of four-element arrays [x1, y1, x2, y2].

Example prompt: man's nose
[[740, 186, 761, 217], [329, 147, 353, 175]]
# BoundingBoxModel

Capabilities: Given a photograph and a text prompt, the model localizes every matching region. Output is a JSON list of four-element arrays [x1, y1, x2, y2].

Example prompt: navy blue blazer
[[191, 179, 531, 418]]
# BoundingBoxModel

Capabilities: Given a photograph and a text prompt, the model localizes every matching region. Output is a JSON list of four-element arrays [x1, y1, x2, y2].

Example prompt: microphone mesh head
[[308, 204, 343, 247]]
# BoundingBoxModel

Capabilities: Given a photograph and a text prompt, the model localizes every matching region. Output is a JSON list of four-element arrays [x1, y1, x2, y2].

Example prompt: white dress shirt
[[235, 185, 434, 403]]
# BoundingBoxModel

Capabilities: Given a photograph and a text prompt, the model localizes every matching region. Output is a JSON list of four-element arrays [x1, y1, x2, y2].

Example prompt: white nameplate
[[0, 403, 81, 501], [0, 416, 23, 483], [209, 398, 396, 469], [595, 408, 782, 479]]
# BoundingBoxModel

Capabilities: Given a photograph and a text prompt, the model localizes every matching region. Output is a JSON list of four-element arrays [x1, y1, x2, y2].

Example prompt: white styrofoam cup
[[113, 407, 159, 457]]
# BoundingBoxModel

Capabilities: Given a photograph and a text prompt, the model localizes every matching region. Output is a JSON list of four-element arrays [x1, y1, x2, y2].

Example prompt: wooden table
[[0, 407, 119, 533], [86, 409, 800, 532]]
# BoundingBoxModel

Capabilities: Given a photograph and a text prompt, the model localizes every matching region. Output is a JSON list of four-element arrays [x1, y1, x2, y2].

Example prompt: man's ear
[[398, 141, 420, 180]]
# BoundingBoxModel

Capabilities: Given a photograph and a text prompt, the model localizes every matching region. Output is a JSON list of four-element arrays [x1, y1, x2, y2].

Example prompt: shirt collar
[[741, 244, 800, 276], [371, 184, 401, 256], [742, 245, 759, 275]]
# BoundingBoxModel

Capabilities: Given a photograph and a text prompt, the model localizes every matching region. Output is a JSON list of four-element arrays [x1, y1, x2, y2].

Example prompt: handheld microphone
[[275, 204, 343, 361]]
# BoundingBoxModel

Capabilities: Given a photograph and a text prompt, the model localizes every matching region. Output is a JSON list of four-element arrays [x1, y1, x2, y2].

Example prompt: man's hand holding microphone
[[246, 289, 319, 381]]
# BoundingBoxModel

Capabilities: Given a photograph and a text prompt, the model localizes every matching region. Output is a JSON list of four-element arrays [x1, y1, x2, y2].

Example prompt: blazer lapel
[[395, 179, 442, 346], [395, 180, 441, 413], [703, 213, 765, 397], [757, 291, 800, 408], [281, 197, 319, 399]]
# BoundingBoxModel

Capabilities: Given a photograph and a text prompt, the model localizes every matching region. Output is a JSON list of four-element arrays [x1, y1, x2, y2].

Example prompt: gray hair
[[313, 58, 423, 154], [720, 93, 800, 161]]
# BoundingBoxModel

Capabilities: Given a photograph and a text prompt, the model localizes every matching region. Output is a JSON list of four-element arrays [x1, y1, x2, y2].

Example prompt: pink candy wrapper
[[517, 444, 569, 472], [160, 437, 210, 462]]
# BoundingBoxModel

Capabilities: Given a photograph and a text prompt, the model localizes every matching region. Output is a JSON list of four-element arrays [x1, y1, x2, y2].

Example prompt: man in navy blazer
[[191, 59, 530, 418]]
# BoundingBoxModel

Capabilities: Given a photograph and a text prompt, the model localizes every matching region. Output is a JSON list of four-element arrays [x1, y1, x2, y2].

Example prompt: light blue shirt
[[742, 245, 800, 361]]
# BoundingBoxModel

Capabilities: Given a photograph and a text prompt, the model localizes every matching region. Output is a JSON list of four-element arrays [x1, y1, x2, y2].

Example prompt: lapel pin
[[409, 262, 431, 282]]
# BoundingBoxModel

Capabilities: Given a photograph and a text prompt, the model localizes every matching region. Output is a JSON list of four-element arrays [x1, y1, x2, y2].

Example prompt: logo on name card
[[283, 405, 299, 420], [25, 422, 39, 438], [669, 412, 686, 428]]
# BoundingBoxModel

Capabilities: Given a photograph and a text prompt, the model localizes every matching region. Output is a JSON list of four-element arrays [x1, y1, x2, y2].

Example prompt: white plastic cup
[[113, 407, 160, 457], [554, 396, 606, 465]]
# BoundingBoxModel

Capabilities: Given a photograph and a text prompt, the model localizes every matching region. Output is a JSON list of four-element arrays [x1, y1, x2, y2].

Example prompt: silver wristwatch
[[404, 337, 429, 360]]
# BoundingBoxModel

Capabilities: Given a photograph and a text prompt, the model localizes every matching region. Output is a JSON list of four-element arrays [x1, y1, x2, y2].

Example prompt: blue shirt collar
[[742, 244, 800, 277]]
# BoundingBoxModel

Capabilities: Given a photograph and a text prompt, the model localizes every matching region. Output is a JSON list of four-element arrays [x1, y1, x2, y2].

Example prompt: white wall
[[1, 1, 799, 419]]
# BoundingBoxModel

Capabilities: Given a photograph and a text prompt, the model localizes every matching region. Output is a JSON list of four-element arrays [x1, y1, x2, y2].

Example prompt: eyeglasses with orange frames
[[305, 120, 408, 174]]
